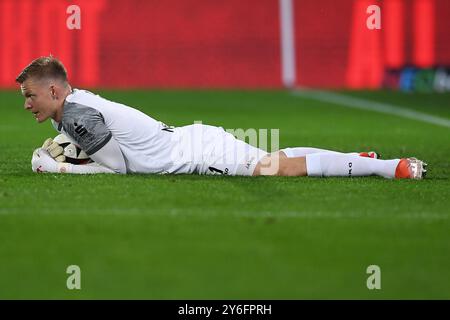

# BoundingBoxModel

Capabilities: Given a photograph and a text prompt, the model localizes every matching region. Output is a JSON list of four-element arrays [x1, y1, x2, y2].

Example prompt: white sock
[[305, 153, 400, 178], [282, 147, 357, 157]]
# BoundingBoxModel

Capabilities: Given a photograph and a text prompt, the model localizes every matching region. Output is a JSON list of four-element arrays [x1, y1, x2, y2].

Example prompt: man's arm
[[32, 136, 127, 174], [85, 137, 127, 173], [31, 147, 123, 174], [56, 102, 127, 174], [64, 161, 117, 174], [62, 137, 126, 174]]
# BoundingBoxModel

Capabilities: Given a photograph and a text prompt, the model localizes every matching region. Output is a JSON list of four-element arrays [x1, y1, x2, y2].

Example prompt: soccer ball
[[53, 134, 91, 164]]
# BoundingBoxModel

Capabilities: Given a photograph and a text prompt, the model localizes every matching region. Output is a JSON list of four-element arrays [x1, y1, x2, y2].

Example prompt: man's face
[[20, 78, 57, 123]]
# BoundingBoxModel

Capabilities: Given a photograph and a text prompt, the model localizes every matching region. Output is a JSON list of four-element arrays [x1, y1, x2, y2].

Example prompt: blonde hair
[[16, 56, 68, 84]]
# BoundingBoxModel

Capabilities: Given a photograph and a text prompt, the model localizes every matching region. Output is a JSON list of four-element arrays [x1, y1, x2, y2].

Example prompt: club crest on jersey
[[74, 122, 88, 137]]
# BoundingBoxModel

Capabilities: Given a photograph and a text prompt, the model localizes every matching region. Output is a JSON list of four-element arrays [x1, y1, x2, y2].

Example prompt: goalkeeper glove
[[31, 148, 71, 173], [42, 138, 66, 162]]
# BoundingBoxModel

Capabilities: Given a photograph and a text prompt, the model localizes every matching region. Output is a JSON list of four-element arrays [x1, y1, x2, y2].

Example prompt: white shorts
[[169, 124, 268, 176]]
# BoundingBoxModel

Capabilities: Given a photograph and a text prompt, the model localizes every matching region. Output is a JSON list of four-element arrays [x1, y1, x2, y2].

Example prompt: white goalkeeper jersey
[[51, 89, 184, 174]]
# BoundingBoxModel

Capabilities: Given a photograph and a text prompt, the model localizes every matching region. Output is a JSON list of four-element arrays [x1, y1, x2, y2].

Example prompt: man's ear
[[50, 85, 57, 100]]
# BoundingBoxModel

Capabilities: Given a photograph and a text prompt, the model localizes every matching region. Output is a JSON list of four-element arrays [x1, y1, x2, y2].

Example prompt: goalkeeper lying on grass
[[18, 56, 427, 179]]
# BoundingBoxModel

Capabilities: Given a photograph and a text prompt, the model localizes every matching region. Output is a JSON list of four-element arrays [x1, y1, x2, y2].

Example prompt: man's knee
[[253, 153, 278, 176], [253, 152, 307, 176], [253, 152, 297, 176]]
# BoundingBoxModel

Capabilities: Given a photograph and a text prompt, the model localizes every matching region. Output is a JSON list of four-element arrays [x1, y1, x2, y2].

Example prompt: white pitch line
[[292, 89, 450, 128]]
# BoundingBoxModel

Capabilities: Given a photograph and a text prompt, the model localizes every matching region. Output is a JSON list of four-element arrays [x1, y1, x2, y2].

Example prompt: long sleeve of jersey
[[54, 100, 128, 174], [61, 138, 127, 174], [66, 162, 116, 174]]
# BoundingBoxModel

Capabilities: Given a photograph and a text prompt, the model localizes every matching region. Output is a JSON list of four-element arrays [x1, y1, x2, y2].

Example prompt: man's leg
[[302, 152, 399, 178], [253, 150, 424, 179], [253, 151, 306, 176], [283, 147, 379, 158], [282, 147, 346, 157]]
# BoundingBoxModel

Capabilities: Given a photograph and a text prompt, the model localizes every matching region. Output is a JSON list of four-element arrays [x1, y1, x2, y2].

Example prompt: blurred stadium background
[[0, 0, 449, 299], [1, 0, 449, 90]]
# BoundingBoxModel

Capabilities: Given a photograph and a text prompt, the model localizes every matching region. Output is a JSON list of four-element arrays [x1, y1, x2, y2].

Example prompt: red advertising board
[[1, 0, 449, 88]]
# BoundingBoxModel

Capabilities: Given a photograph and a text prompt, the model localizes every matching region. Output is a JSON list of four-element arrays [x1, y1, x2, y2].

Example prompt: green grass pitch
[[0, 89, 449, 299]]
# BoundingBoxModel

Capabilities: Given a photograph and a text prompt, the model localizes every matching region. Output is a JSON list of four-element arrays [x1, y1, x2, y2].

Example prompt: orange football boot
[[395, 157, 427, 179]]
